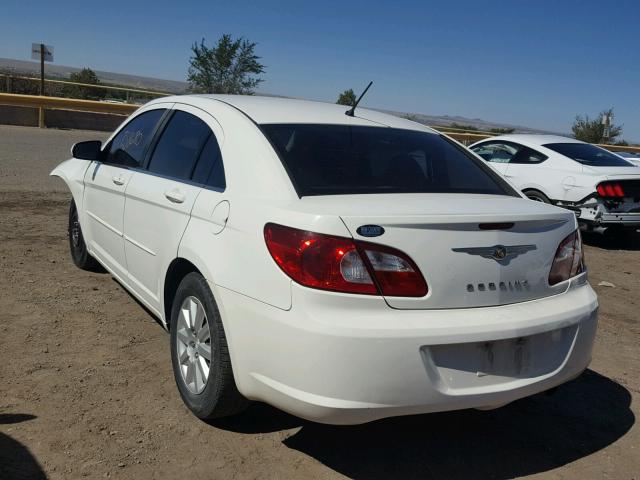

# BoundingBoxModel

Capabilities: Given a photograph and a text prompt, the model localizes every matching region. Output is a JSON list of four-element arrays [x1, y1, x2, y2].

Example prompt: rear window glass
[[260, 124, 515, 197], [544, 143, 633, 167]]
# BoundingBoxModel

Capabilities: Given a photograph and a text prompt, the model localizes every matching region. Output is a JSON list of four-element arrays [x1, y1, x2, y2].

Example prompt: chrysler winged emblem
[[452, 244, 536, 264]]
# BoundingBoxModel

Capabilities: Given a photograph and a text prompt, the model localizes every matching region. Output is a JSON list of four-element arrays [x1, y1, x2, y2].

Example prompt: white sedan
[[470, 135, 640, 230], [52, 96, 598, 425]]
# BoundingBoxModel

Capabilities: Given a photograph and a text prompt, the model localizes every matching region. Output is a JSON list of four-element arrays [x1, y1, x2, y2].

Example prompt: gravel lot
[[0, 124, 638, 480]]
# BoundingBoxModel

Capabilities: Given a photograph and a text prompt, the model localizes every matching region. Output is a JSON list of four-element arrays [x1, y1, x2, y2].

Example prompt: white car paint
[[52, 95, 598, 425], [470, 134, 640, 227]]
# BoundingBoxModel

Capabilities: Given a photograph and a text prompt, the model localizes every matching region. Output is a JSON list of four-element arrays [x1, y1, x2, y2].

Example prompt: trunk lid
[[299, 194, 576, 309], [582, 164, 640, 177]]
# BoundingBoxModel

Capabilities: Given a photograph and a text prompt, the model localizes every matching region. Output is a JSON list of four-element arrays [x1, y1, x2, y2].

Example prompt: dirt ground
[[0, 124, 638, 480]]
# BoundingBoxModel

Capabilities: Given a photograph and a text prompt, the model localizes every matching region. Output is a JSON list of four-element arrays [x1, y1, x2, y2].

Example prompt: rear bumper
[[216, 276, 598, 425], [576, 198, 640, 226], [598, 212, 640, 226]]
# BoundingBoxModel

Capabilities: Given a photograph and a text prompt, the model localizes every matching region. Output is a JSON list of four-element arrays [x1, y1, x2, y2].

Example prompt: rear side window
[[148, 111, 211, 180], [106, 109, 165, 167], [510, 146, 547, 164], [261, 124, 515, 197], [192, 135, 226, 190], [544, 143, 633, 167]]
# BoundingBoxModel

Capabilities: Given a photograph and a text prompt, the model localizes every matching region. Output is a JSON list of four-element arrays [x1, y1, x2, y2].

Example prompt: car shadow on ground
[[213, 370, 634, 480], [582, 229, 640, 251], [0, 414, 47, 480]]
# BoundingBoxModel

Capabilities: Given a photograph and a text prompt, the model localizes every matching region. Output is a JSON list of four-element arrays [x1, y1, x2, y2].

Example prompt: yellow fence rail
[[0, 73, 171, 98], [1, 92, 639, 154], [0, 92, 139, 127], [0, 92, 138, 114]]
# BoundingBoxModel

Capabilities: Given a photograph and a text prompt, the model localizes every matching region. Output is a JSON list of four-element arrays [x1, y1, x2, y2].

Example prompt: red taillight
[[548, 230, 585, 286], [264, 223, 428, 297], [359, 242, 427, 297], [596, 182, 625, 198]]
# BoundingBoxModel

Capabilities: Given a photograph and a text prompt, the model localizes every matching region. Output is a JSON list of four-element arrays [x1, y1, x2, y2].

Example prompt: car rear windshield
[[260, 124, 516, 197], [544, 143, 633, 167]]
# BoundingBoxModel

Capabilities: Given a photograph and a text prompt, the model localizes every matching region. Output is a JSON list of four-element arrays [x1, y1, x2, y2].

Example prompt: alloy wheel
[[175, 296, 212, 394]]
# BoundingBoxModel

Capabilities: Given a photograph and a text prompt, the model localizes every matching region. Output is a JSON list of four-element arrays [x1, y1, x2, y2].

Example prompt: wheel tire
[[68, 199, 101, 271], [524, 190, 551, 204], [170, 272, 249, 420]]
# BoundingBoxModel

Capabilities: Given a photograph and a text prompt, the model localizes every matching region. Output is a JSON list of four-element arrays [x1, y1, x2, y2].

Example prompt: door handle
[[164, 189, 185, 204], [112, 175, 125, 186]]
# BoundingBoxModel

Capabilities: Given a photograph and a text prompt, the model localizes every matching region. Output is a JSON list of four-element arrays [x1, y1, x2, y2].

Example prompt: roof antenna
[[345, 81, 373, 117]]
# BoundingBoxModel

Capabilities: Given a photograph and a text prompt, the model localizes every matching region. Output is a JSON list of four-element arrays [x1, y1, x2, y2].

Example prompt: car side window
[[191, 134, 226, 190], [147, 111, 212, 181], [510, 146, 548, 164], [105, 109, 165, 167], [471, 142, 518, 163], [472, 142, 547, 165]]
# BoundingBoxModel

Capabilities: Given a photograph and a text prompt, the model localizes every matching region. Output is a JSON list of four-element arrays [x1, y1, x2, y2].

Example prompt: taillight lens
[[548, 230, 585, 285], [264, 223, 427, 297], [596, 182, 625, 198], [360, 242, 427, 296]]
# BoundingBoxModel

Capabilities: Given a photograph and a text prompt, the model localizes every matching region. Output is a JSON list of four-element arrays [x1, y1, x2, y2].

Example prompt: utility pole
[[40, 43, 45, 96], [31, 42, 54, 128], [602, 112, 611, 144], [39, 43, 45, 128]]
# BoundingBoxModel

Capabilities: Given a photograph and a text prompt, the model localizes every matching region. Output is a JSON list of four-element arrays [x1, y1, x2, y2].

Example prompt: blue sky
[[2, 0, 638, 138]]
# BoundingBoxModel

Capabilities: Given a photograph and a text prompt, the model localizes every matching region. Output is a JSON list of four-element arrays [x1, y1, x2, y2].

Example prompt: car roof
[[152, 94, 438, 132], [473, 134, 583, 147]]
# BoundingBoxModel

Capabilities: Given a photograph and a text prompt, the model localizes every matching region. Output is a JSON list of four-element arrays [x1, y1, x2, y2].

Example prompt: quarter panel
[[179, 198, 293, 311], [180, 195, 355, 311]]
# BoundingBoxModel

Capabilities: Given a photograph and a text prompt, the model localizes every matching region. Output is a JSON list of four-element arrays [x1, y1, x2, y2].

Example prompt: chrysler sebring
[[52, 95, 598, 425]]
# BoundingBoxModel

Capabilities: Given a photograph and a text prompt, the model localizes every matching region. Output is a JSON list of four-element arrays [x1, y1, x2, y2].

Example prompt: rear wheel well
[[164, 258, 201, 329], [522, 188, 552, 203]]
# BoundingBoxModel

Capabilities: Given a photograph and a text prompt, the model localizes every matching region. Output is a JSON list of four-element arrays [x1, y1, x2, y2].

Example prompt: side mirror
[[71, 140, 102, 161]]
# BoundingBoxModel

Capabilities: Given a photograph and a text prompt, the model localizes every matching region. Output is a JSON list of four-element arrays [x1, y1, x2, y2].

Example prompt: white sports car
[[470, 135, 640, 231], [52, 96, 597, 425]]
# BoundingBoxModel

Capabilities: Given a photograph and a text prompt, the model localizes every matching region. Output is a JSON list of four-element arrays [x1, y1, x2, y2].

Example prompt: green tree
[[187, 34, 265, 94], [402, 113, 419, 122], [64, 68, 104, 99], [572, 108, 622, 144], [489, 127, 515, 134], [336, 89, 356, 106], [449, 123, 479, 131]]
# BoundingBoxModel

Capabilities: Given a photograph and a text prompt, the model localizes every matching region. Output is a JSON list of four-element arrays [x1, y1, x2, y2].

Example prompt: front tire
[[170, 272, 249, 419], [68, 199, 101, 271]]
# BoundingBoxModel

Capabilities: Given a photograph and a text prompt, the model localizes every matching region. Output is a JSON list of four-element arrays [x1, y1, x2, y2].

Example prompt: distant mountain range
[[0, 57, 562, 135], [376, 109, 561, 135]]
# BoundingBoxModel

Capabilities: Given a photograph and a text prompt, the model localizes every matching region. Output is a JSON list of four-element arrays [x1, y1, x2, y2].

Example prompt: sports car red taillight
[[596, 182, 625, 198]]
